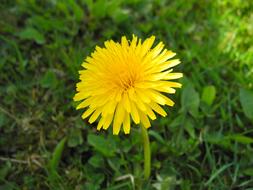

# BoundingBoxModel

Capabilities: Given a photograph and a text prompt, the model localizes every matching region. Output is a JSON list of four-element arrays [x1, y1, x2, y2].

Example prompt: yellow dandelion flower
[[74, 35, 183, 135]]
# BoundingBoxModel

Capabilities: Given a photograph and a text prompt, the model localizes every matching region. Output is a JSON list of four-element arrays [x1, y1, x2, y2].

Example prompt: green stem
[[141, 125, 151, 180]]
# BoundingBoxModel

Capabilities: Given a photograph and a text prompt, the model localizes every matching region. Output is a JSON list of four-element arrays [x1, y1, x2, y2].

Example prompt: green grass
[[0, 0, 253, 189]]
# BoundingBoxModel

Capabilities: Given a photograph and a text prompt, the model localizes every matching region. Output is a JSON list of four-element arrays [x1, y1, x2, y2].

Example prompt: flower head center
[[115, 69, 138, 91]]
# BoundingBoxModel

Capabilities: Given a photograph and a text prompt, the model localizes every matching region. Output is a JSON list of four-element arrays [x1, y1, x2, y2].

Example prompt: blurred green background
[[0, 0, 253, 189]]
